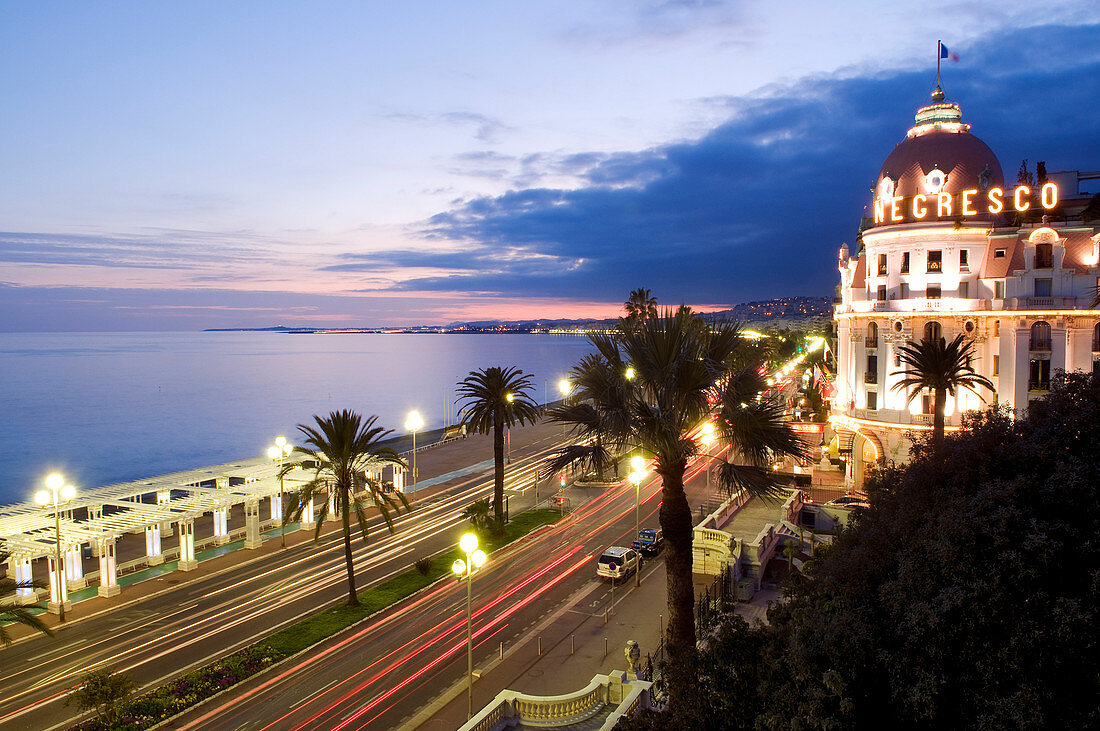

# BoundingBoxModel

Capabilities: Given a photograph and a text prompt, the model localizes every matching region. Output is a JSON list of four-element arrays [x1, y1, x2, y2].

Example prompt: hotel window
[[878, 253, 888, 276], [924, 321, 942, 342], [866, 321, 878, 348], [1035, 278, 1052, 297], [921, 392, 934, 414], [865, 355, 878, 384], [994, 319, 1000, 336], [1030, 321, 1052, 351], [994, 249, 1006, 259], [877, 285, 887, 301], [1035, 243, 1053, 268], [993, 354, 999, 377], [927, 285, 941, 299], [1094, 360, 1100, 379], [894, 353, 901, 367], [1093, 323, 1100, 352], [994, 280, 1005, 299], [960, 249, 969, 271], [959, 282, 969, 298], [900, 283, 910, 299], [901, 252, 910, 273], [866, 391, 878, 410], [927, 250, 942, 272], [1029, 358, 1051, 391]]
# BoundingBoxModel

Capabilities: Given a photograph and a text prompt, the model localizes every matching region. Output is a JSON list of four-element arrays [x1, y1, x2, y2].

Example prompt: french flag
[[940, 42, 960, 62]]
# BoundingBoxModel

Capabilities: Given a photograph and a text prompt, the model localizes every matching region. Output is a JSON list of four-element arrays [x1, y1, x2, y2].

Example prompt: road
[[0, 427, 576, 731], [163, 459, 699, 731]]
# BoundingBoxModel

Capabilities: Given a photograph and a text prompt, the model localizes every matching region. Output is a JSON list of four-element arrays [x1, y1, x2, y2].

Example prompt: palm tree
[[0, 547, 53, 645], [457, 367, 541, 527], [284, 410, 408, 607], [622, 288, 658, 330], [543, 353, 632, 483], [552, 308, 806, 665], [891, 334, 995, 446]]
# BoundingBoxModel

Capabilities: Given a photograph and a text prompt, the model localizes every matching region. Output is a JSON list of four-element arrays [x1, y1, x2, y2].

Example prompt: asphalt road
[[0, 427, 577, 731], [164, 460, 674, 731]]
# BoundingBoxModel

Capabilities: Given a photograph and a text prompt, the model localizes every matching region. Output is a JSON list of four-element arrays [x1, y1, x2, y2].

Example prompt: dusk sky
[[3, 2, 1099, 331]]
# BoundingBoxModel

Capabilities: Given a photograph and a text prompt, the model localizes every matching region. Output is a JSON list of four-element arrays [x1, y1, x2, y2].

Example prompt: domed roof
[[1028, 227, 1060, 244], [872, 90, 1003, 227]]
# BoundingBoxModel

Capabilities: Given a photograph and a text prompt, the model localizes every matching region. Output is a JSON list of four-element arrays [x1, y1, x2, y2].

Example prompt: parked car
[[631, 528, 664, 557], [596, 546, 639, 580], [824, 495, 870, 510]]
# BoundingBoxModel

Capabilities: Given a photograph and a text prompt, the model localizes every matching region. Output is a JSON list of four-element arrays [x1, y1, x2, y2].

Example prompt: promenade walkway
[[1, 418, 571, 640]]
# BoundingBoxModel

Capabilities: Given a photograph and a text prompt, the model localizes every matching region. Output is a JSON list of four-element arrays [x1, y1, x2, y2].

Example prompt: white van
[[596, 546, 639, 580]]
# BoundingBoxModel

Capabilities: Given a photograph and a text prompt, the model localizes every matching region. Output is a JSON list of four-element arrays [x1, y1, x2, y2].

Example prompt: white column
[[213, 508, 229, 544], [65, 544, 86, 590], [46, 554, 70, 614], [9, 555, 34, 604], [145, 524, 163, 565], [89, 506, 103, 557], [270, 493, 283, 522], [392, 465, 406, 493], [157, 490, 174, 537], [299, 495, 314, 530], [244, 500, 262, 549], [97, 537, 120, 597], [326, 486, 339, 523], [178, 519, 197, 571]]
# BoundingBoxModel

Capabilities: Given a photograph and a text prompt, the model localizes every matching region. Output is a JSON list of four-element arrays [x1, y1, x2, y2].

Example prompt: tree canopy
[[621, 371, 1100, 730]]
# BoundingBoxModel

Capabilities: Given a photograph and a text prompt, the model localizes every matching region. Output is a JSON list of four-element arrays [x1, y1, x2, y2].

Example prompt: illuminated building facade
[[832, 87, 1100, 486]]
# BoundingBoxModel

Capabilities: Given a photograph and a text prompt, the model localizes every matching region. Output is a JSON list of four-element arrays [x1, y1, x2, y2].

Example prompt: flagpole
[[936, 40, 941, 87]]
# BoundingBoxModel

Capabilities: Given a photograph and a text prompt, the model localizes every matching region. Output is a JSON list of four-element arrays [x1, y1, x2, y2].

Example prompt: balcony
[[864, 371, 878, 384], [1028, 381, 1050, 392], [865, 338, 879, 349], [1029, 339, 1052, 352]]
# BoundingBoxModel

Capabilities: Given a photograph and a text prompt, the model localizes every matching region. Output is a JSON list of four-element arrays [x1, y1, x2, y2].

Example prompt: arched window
[[1030, 321, 1051, 351], [866, 321, 878, 348], [1093, 323, 1100, 352], [1035, 243, 1053, 268], [923, 321, 942, 343]]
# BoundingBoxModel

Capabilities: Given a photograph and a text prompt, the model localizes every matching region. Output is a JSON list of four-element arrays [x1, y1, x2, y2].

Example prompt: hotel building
[[832, 87, 1100, 486]]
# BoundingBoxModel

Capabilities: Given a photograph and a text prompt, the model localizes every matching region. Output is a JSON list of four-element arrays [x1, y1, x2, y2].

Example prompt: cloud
[[411, 23, 1100, 304], [387, 111, 513, 144]]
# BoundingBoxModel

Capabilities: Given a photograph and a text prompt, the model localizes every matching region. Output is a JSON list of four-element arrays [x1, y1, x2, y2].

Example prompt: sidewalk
[[413, 557, 781, 730]]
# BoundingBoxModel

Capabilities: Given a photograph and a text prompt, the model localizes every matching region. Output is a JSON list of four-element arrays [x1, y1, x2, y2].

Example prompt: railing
[[1029, 339, 1052, 351], [1028, 381, 1050, 392], [865, 337, 878, 348], [512, 686, 603, 723], [864, 371, 877, 384], [872, 301, 892, 311], [459, 675, 652, 731], [695, 571, 735, 639]]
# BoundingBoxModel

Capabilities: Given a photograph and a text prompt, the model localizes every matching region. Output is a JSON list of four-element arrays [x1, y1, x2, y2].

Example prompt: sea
[[0, 332, 595, 505]]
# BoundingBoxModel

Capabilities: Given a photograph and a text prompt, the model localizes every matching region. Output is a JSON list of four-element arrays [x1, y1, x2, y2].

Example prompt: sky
[[2, 1, 1099, 331]]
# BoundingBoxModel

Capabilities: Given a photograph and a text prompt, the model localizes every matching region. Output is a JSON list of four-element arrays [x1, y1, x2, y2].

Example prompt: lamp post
[[558, 379, 571, 434], [629, 456, 645, 587], [700, 421, 715, 513], [452, 532, 488, 720], [268, 436, 293, 548], [505, 393, 514, 464], [405, 411, 423, 494], [35, 474, 75, 621]]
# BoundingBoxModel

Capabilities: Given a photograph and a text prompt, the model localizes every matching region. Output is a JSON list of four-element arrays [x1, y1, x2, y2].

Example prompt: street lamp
[[34, 474, 76, 621], [452, 532, 488, 720], [700, 421, 716, 511], [625, 366, 636, 380], [405, 411, 423, 494], [629, 456, 645, 587], [505, 393, 514, 464], [268, 436, 293, 548]]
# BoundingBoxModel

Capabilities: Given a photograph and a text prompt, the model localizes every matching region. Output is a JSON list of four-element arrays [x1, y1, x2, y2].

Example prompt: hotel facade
[[832, 87, 1100, 486]]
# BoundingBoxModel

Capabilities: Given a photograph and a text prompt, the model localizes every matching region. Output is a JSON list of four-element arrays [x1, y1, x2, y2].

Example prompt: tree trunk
[[493, 408, 505, 525], [933, 387, 947, 447], [657, 459, 695, 657], [341, 488, 359, 606]]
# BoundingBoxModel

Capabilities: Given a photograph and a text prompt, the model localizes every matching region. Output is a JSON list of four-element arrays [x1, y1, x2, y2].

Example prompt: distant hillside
[[203, 297, 833, 333]]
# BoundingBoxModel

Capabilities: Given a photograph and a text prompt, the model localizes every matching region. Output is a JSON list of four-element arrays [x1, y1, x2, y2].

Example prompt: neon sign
[[873, 182, 1059, 224]]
